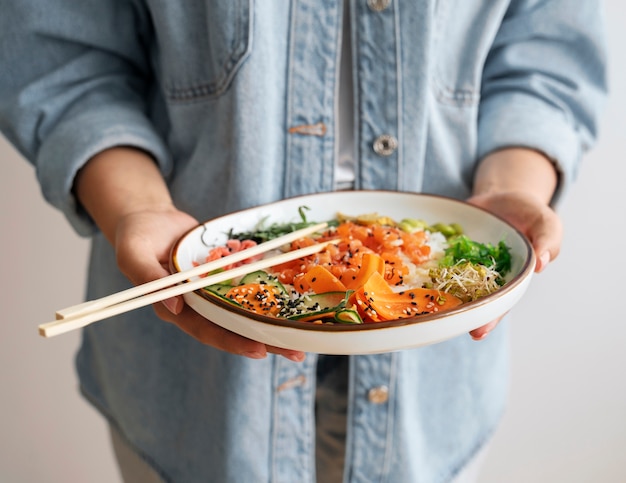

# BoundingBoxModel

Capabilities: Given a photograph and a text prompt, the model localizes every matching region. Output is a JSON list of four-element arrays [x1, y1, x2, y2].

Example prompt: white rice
[[392, 230, 448, 292]]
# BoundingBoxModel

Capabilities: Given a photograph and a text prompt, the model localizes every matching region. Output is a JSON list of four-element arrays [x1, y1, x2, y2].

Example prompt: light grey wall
[[1, 143, 116, 481], [1, 2, 624, 482]]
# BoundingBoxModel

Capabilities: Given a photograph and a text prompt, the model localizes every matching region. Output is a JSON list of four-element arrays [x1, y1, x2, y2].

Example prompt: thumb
[[526, 212, 563, 274], [116, 241, 184, 315]]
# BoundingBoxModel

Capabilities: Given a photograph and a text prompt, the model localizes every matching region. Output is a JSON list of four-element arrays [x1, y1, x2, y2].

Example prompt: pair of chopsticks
[[39, 222, 331, 338]]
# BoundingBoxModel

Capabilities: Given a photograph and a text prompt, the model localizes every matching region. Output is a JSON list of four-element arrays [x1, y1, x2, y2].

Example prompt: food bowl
[[170, 191, 535, 354]]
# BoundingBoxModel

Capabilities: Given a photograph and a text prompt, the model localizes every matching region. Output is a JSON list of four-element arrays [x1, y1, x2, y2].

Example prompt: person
[[0, 1, 607, 482]]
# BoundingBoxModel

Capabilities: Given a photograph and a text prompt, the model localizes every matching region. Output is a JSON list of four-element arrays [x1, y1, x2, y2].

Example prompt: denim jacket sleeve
[[0, 0, 172, 236], [477, 0, 608, 204]]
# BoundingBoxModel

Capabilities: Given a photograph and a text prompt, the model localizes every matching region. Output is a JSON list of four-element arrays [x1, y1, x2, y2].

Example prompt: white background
[[1, 2, 624, 481]]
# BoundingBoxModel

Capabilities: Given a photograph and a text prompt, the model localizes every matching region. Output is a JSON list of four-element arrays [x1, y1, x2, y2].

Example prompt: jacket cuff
[[36, 108, 172, 236], [477, 93, 588, 206]]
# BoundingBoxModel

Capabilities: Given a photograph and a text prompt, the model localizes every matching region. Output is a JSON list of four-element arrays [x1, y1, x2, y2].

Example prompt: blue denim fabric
[[0, 1, 607, 482]]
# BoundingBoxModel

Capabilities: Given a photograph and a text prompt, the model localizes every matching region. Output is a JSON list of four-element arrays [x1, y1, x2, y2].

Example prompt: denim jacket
[[0, 1, 606, 482]]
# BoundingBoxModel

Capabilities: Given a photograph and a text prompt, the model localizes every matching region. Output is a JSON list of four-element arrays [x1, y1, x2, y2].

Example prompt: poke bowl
[[169, 191, 535, 354]]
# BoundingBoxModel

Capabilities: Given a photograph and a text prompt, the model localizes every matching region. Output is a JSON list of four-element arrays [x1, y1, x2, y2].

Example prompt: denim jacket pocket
[[431, 0, 501, 107], [152, 0, 253, 102]]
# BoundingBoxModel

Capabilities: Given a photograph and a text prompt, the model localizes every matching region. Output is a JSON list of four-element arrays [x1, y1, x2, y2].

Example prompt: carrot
[[342, 252, 385, 290], [303, 265, 347, 294], [354, 272, 462, 322], [225, 283, 283, 316]]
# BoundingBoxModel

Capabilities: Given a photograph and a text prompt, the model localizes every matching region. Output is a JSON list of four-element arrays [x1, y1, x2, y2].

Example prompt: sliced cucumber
[[286, 291, 354, 321], [203, 284, 234, 297], [333, 308, 363, 324], [239, 270, 288, 295], [201, 284, 241, 309]]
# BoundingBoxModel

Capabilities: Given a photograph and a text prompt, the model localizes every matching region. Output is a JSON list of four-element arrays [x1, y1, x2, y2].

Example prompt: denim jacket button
[[372, 134, 398, 156], [367, 0, 391, 12], [367, 385, 389, 404]]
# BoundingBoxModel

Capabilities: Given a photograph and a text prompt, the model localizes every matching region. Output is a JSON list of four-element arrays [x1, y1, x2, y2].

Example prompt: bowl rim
[[169, 190, 535, 333]]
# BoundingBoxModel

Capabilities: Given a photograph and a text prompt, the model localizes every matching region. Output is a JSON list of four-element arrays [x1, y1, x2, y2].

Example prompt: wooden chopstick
[[40, 222, 331, 338], [56, 222, 328, 320]]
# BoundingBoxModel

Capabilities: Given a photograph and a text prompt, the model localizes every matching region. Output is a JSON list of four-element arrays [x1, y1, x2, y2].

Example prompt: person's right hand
[[75, 147, 305, 362]]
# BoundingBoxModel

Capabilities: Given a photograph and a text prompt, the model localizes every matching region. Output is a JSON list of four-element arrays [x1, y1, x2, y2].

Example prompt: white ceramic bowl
[[170, 191, 535, 354]]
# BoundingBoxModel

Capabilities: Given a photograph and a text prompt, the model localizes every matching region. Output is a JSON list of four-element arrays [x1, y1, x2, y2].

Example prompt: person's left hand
[[464, 190, 563, 340]]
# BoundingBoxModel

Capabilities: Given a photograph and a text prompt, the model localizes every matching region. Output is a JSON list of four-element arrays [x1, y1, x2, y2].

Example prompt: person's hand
[[75, 146, 305, 362], [113, 205, 306, 362], [465, 190, 563, 340], [466, 147, 562, 341]]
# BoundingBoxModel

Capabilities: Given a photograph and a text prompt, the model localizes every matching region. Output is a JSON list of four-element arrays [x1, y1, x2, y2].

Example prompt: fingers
[[115, 216, 193, 316], [162, 296, 184, 315], [527, 208, 563, 273], [469, 320, 498, 341], [266, 345, 307, 362], [535, 251, 552, 273], [468, 190, 563, 274], [118, 247, 186, 315], [469, 314, 505, 341]]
